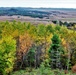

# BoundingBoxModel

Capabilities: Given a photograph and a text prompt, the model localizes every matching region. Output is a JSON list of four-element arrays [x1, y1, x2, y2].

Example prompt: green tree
[[46, 24, 55, 34], [27, 47, 35, 67], [37, 24, 46, 37], [49, 34, 63, 69]]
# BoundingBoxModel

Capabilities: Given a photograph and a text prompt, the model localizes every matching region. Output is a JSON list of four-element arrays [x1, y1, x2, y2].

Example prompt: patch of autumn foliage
[[17, 33, 33, 62], [72, 65, 76, 73]]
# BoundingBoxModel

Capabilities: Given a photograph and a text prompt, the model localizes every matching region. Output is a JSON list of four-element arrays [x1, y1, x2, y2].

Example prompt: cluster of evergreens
[[0, 21, 76, 75]]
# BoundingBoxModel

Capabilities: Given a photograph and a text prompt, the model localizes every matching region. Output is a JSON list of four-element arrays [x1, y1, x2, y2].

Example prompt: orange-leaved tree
[[16, 33, 33, 68]]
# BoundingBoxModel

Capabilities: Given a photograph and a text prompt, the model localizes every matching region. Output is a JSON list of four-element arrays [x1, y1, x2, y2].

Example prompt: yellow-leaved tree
[[0, 36, 16, 75]]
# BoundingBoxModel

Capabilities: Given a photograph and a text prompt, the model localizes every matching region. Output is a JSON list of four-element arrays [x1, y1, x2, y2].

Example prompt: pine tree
[[49, 33, 63, 69]]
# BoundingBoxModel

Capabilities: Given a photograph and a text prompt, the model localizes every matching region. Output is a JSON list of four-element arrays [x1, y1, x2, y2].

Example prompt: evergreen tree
[[27, 47, 35, 67], [49, 33, 63, 69]]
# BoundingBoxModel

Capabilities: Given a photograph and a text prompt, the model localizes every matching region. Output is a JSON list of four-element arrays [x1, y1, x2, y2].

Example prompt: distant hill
[[0, 7, 76, 18]]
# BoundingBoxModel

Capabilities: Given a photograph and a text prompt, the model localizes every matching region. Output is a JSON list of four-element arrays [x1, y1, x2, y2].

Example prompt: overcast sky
[[0, 0, 76, 8]]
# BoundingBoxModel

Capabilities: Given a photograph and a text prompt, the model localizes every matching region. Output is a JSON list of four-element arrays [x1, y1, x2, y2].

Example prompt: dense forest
[[0, 21, 76, 75]]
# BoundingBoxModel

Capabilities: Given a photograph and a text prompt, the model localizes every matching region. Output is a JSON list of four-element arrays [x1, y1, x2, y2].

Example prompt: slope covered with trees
[[0, 21, 76, 75]]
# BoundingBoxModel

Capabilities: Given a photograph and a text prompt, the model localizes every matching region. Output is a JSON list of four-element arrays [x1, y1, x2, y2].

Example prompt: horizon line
[[0, 7, 76, 9]]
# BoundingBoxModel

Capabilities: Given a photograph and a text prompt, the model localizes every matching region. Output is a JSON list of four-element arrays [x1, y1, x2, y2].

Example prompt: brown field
[[0, 16, 53, 25]]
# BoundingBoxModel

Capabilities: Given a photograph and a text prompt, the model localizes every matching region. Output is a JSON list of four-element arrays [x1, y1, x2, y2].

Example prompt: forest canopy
[[0, 21, 76, 75]]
